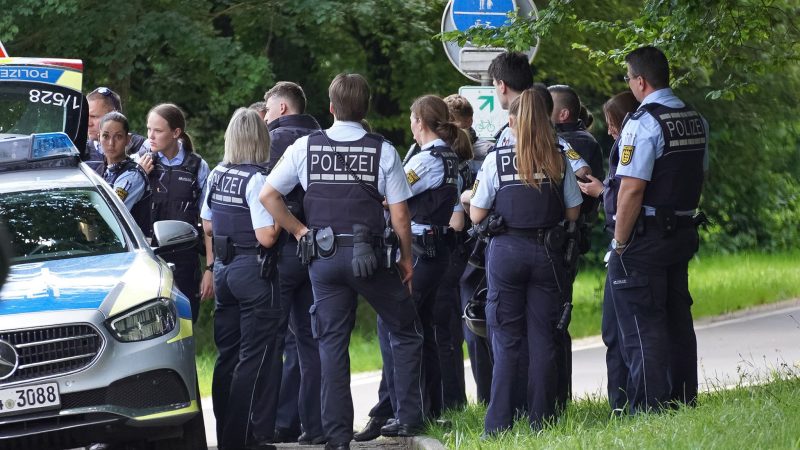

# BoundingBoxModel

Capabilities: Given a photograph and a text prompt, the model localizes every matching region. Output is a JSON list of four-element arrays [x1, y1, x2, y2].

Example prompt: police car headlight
[[106, 298, 177, 342]]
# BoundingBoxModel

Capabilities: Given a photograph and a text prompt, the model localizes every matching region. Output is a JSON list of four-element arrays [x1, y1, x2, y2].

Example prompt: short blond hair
[[223, 108, 270, 165]]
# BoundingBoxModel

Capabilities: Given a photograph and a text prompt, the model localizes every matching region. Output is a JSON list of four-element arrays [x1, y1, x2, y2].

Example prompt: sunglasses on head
[[91, 87, 122, 111]]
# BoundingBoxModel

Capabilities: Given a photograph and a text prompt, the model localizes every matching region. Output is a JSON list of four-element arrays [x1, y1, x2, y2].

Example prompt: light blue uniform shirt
[[495, 126, 590, 174], [105, 166, 146, 211], [200, 165, 275, 229], [267, 121, 413, 205], [405, 138, 456, 234], [471, 152, 583, 211], [144, 141, 211, 212], [617, 88, 709, 216]]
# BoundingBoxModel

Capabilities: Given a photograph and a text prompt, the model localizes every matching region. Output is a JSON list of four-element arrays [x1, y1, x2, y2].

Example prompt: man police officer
[[609, 46, 708, 413], [260, 73, 424, 450]]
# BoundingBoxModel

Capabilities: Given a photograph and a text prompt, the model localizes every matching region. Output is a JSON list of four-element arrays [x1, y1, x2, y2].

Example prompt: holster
[[298, 230, 317, 265], [258, 246, 278, 279], [544, 225, 567, 253], [655, 207, 677, 235], [213, 235, 234, 265], [412, 228, 439, 259], [379, 227, 399, 270]]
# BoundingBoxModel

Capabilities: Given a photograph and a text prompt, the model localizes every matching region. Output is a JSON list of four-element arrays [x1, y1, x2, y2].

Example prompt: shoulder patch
[[115, 187, 129, 201], [565, 149, 581, 161], [620, 145, 635, 166], [406, 169, 420, 185]]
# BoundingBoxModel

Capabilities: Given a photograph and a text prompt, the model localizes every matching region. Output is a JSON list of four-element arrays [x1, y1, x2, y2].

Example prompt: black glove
[[352, 224, 378, 278]]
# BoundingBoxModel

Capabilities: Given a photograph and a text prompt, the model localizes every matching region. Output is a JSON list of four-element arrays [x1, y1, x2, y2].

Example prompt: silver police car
[[0, 132, 206, 449]]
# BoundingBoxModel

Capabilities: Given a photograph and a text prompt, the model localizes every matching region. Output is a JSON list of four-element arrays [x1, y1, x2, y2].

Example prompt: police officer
[[359, 95, 466, 438], [139, 103, 212, 322], [548, 83, 606, 408], [610, 46, 708, 413], [262, 81, 324, 445], [201, 108, 281, 450], [85, 87, 146, 173], [98, 112, 150, 232], [260, 73, 424, 450], [444, 94, 494, 176], [471, 88, 582, 434], [578, 91, 641, 412]]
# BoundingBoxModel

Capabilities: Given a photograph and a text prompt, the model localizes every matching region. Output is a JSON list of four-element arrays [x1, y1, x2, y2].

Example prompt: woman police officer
[[470, 88, 582, 434], [98, 112, 150, 232], [578, 91, 641, 412], [360, 95, 470, 438], [200, 108, 282, 450]]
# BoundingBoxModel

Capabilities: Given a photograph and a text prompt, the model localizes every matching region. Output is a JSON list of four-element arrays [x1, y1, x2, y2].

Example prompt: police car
[[0, 43, 205, 449]]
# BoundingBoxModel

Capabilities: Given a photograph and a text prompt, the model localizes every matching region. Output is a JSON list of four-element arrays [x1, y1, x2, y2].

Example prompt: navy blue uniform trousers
[[308, 247, 424, 445], [602, 265, 629, 410], [433, 246, 468, 411], [163, 248, 201, 322], [212, 254, 281, 449], [484, 236, 563, 433], [261, 241, 322, 439], [371, 244, 448, 420], [607, 225, 699, 413], [459, 264, 493, 404], [274, 331, 301, 434]]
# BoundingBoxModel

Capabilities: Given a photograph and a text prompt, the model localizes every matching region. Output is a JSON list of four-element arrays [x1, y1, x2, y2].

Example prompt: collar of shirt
[[421, 138, 447, 150], [640, 88, 683, 108], [325, 120, 368, 141], [157, 141, 186, 166]]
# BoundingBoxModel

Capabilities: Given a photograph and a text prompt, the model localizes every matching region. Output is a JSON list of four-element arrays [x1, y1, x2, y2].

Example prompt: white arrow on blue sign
[[452, 0, 517, 31]]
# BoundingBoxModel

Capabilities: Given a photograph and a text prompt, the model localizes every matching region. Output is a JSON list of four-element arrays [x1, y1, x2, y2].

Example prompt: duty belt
[[503, 227, 547, 243], [232, 245, 260, 256], [643, 215, 694, 229], [332, 235, 382, 247]]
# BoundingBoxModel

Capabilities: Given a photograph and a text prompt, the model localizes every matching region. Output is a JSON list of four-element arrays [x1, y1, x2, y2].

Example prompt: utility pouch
[[423, 229, 438, 259], [692, 211, 709, 228], [315, 226, 336, 258], [655, 207, 677, 235], [258, 246, 278, 279], [298, 230, 317, 265], [544, 225, 567, 253], [213, 235, 234, 265]]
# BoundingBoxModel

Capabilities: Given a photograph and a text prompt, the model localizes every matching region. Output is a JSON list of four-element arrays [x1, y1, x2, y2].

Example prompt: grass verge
[[427, 372, 800, 449]]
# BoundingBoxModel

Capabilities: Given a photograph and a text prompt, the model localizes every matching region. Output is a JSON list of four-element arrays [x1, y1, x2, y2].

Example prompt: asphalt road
[[203, 300, 800, 449]]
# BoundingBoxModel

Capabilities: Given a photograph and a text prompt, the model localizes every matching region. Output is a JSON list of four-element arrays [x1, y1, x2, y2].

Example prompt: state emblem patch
[[115, 187, 129, 201], [620, 145, 635, 166], [565, 149, 581, 161], [406, 169, 420, 185]]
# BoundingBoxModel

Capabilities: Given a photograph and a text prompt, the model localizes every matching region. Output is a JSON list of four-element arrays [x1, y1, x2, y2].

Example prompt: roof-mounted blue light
[[0, 132, 80, 171]]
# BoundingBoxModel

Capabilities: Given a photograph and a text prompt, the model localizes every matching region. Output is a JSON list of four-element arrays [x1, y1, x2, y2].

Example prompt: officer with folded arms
[[470, 88, 582, 435], [260, 73, 424, 450], [201, 108, 282, 450], [609, 45, 708, 413]]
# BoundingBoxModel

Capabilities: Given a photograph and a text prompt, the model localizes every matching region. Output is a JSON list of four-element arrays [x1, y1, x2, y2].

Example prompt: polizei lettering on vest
[[309, 145, 378, 182], [219, 175, 244, 196]]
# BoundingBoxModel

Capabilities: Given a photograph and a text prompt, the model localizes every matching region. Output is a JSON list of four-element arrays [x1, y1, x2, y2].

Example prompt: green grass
[[195, 251, 800, 394], [427, 373, 800, 449]]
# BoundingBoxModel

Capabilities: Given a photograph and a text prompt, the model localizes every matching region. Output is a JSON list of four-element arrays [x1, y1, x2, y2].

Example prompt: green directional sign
[[459, 86, 508, 140], [478, 95, 494, 112]]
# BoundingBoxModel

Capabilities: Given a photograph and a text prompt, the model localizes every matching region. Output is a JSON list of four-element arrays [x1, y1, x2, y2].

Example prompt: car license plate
[[0, 382, 60, 416]]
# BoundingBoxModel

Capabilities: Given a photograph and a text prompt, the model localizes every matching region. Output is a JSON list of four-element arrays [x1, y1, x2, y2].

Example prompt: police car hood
[[0, 251, 173, 317]]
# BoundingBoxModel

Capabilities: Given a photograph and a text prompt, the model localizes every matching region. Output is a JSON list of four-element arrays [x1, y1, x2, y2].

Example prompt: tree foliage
[[444, 0, 800, 252]]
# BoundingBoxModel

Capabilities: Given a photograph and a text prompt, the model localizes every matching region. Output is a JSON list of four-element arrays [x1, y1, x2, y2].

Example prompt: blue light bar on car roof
[[0, 132, 79, 170]]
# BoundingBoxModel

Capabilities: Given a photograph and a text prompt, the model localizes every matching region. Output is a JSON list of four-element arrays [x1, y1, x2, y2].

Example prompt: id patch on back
[[406, 169, 420, 185], [115, 187, 129, 201], [620, 145, 635, 166]]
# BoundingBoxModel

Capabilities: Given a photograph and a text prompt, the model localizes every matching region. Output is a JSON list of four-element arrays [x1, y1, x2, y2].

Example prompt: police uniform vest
[[406, 145, 459, 227], [268, 114, 321, 224], [303, 131, 385, 235], [494, 144, 564, 229], [206, 164, 266, 248], [458, 160, 475, 195], [103, 158, 152, 235], [148, 151, 203, 233], [636, 103, 706, 211]]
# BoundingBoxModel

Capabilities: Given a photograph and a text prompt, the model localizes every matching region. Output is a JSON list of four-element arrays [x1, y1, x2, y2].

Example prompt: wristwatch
[[205, 262, 215, 272], [611, 239, 628, 251]]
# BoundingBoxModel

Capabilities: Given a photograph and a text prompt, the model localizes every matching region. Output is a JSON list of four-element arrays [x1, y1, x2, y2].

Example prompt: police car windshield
[[0, 84, 70, 135], [0, 188, 128, 262]]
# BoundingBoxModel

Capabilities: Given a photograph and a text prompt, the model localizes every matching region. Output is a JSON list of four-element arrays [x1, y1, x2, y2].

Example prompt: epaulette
[[630, 109, 647, 120]]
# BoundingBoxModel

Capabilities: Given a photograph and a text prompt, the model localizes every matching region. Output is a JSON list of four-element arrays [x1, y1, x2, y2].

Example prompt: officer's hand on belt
[[352, 224, 378, 278]]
